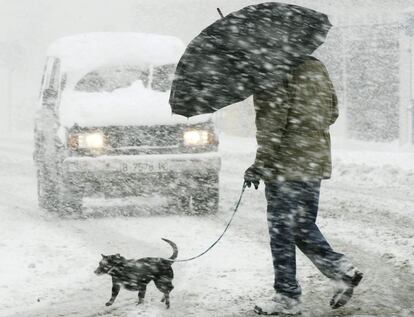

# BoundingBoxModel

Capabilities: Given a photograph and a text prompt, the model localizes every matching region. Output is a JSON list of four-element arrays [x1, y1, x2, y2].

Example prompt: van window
[[74, 64, 175, 93], [75, 66, 149, 92], [39, 58, 60, 97], [152, 64, 175, 92], [49, 59, 61, 91]]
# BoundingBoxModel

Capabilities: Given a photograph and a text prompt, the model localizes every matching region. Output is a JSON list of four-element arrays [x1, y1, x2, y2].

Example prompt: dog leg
[[164, 293, 170, 309], [137, 285, 147, 305], [154, 277, 173, 309], [106, 283, 120, 306]]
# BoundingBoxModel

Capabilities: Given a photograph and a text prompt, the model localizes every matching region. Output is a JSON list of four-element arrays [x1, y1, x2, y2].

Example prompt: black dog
[[94, 238, 177, 308]]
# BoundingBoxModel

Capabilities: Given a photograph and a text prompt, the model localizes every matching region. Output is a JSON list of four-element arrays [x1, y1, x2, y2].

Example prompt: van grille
[[68, 122, 218, 156], [105, 125, 182, 148]]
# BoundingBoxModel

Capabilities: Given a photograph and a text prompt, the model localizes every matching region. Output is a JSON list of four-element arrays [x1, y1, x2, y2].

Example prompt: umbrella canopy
[[169, 2, 332, 117]]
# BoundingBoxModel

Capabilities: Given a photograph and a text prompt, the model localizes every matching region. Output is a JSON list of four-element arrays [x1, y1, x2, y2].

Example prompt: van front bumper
[[62, 152, 221, 196], [63, 152, 221, 174]]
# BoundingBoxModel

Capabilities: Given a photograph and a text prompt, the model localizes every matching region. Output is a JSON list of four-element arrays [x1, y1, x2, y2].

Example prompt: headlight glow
[[183, 130, 209, 146], [78, 132, 105, 149]]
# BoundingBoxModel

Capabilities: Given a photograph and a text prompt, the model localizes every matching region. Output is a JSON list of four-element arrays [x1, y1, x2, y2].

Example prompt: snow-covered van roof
[[47, 32, 185, 84], [49, 33, 212, 127]]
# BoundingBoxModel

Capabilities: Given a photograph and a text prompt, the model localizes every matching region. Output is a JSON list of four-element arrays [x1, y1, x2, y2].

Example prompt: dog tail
[[162, 238, 178, 261]]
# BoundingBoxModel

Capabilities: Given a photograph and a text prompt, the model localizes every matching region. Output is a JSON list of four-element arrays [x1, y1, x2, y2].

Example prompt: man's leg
[[265, 180, 302, 300], [294, 181, 363, 309], [294, 181, 353, 280]]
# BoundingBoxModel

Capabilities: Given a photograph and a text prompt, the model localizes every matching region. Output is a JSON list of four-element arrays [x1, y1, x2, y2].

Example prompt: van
[[34, 33, 221, 214]]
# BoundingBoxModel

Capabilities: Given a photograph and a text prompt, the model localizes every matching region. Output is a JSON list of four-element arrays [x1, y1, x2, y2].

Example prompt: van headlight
[[183, 130, 210, 146], [69, 132, 106, 150]]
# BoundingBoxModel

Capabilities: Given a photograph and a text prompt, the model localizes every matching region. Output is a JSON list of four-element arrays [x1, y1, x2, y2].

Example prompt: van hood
[[60, 82, 212, 128]]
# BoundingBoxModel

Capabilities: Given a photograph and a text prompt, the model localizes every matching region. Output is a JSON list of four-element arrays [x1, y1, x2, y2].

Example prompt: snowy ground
[[0, 134, 413, 317]]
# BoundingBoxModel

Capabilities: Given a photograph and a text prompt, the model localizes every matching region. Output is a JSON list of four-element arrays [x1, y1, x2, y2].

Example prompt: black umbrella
[[169, 2, 332, 117]]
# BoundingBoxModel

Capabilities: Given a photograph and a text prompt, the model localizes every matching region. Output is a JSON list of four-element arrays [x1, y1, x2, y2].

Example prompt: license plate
[[119, 161, 169, 173]]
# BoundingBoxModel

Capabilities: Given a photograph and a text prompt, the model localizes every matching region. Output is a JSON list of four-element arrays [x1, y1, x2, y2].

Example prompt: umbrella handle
[[217, 8, 224, 18]]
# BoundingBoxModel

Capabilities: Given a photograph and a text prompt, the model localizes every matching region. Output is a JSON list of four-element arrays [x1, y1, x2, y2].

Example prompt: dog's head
[[94, 254, 123, 275]]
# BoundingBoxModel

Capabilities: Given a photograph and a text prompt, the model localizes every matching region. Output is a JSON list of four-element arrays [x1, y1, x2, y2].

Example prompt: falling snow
[[0, 1, 413, 317]]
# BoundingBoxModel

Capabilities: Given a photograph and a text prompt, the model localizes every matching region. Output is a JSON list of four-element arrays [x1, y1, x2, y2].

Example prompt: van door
[[35, 57, 62, 162], [34, 57, 62, 184]]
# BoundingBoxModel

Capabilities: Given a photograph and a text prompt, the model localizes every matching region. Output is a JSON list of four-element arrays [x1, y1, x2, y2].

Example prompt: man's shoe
[[330, 268, 363, 309], [254, 293, 302, 316]]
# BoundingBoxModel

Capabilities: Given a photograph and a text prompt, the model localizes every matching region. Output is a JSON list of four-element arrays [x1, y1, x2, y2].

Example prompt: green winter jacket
[[253, 57, 338, 181]]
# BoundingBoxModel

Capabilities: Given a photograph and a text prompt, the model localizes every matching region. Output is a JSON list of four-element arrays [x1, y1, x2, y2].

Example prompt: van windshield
[[74, 64, 175, 93]]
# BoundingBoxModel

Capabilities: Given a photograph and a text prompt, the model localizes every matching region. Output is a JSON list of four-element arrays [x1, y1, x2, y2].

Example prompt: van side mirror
[[42, 88, 58, 108]]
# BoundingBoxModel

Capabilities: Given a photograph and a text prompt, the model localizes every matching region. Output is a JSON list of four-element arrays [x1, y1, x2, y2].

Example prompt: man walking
[[244, 56, 363, 315]]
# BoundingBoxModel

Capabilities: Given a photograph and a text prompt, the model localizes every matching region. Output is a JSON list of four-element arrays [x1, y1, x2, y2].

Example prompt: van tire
[[57, 177, 83, 215], [37, 166, 59, 212], [191, 172, 219, 214], [168, 193, 191, 214]]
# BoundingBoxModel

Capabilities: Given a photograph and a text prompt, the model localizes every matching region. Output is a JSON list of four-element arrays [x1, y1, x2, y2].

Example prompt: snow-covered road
[[0, 135, 413, 317]]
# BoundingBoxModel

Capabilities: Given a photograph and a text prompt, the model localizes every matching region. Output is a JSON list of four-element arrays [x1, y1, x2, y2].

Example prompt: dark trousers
[[265, 180, 351, 299]]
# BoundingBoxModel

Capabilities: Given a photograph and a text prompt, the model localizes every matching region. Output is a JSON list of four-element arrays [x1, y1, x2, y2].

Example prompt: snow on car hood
[[60, 81, 212, 128]]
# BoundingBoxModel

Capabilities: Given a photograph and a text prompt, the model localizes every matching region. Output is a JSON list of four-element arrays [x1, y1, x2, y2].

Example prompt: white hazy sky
[[1, 0, 412, 70], [1, 0, 414, 46], [1, 0, 413, 127]]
